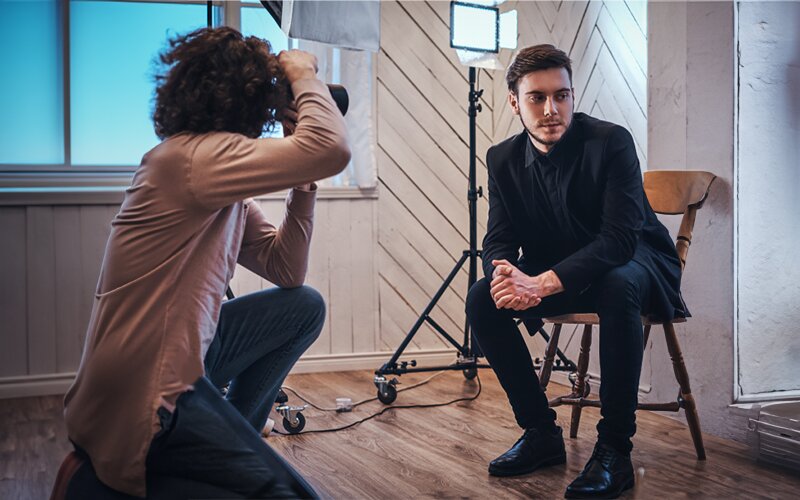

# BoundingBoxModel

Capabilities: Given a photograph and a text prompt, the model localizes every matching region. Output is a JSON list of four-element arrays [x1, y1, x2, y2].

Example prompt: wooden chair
[[538, 170, 716, 461]]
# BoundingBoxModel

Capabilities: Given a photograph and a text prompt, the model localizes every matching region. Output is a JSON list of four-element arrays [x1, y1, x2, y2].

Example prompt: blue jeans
[[466, 261, 652, 454], [146, 285, 326, 498]]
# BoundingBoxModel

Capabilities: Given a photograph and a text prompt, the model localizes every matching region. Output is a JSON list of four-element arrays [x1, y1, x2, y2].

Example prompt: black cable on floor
[[271, 375, 482, 436], [280, 370, 448, 412]]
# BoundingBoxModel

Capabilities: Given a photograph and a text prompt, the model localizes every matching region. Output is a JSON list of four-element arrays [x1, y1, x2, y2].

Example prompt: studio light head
[[449, 0, 517, 69], [450, 1, 500, 53]]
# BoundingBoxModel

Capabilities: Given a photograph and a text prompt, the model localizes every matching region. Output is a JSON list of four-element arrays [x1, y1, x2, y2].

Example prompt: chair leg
[[569, 324, 593, 439], [539, 323, 562, 391], [663, 322, 707, 460], [643, 324, 651, 348]]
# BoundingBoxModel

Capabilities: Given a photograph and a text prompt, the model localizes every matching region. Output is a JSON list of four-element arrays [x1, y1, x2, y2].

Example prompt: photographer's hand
[[278, 50, 319, 84]]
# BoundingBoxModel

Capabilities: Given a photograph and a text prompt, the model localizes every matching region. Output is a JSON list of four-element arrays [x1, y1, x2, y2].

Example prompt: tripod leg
[[378, 252, 470, 372]]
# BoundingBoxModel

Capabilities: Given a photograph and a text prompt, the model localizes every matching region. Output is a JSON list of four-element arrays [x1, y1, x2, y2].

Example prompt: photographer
[[63, 27, 349, 498]]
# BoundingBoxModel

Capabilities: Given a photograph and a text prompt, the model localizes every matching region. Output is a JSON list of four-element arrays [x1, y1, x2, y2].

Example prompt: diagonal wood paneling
[[377, 1, 495, 352], [493, 1, 647, 167], [379, 1, 648, 357]]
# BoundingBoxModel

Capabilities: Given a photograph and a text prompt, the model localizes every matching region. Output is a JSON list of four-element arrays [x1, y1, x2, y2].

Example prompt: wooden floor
[[2, 369, 799, 499]]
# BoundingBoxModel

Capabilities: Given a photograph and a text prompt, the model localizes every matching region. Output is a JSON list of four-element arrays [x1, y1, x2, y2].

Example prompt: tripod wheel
[[377, 384, 397, 405], [283, 413, 306, 434], [463, 367, 478, 380]]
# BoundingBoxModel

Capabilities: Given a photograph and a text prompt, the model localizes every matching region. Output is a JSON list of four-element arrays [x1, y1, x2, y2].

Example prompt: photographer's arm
[[237, 193, 315, 288], [189, 77, 351, 211]]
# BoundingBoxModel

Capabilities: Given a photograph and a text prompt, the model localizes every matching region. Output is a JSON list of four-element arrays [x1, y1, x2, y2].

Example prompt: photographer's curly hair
[[153, 27, 289, 140]]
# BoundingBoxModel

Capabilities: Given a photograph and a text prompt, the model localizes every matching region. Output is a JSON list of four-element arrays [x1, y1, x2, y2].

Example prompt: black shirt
[[482, 113, 687, 320]]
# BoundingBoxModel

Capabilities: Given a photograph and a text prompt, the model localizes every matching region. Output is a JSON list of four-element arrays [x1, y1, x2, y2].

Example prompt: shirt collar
[[523, 114, 581, 169]]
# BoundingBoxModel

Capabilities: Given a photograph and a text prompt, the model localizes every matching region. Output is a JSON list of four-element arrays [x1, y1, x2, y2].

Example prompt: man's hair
[[152, 27, 290, 140], [505, 44, 573, 93]]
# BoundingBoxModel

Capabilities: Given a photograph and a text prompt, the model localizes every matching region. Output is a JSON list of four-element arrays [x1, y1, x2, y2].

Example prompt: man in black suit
[[465, 45, 687, 499]]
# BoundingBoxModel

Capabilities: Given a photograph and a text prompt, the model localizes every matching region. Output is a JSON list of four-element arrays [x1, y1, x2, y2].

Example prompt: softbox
[[281, 0, 380, 52]]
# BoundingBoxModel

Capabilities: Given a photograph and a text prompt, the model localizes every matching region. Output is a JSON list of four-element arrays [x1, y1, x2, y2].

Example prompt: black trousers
[[465, 260, 652, 454]]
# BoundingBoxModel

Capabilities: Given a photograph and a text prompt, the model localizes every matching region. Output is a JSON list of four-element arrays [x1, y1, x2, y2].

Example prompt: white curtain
[[294, 40, 377, 189], [285, 1, 379, 189]]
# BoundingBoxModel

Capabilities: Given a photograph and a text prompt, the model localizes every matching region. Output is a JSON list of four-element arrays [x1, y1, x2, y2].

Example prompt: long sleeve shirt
[[63, 78, 350, 497]]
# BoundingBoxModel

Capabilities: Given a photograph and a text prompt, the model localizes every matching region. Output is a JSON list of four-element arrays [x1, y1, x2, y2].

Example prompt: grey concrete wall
[[647, 1, 742, 440], [736, 1, 800, 399]]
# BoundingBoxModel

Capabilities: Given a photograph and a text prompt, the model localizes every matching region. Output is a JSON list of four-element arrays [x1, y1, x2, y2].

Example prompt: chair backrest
[[643, 170, 716, 272]]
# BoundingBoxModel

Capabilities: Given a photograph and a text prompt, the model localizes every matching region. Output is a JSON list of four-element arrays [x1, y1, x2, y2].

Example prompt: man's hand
[[490, 260, 565, 311], [278, 50, 318, 84], [490, 259, 542, 311]]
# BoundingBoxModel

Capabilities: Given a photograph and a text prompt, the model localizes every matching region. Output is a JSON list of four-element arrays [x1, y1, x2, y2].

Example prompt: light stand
[[372, 67, 490, 404]]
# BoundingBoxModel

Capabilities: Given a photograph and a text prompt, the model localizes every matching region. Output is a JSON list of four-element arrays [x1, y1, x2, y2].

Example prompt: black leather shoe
[[488, 427, 566, 477], [564, 442, 634, 499]]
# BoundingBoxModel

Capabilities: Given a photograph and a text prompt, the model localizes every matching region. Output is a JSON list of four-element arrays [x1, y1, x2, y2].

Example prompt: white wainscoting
[[0, 194, 383, 398]]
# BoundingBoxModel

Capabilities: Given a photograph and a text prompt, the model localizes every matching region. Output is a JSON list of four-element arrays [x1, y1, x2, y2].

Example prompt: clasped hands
[[490, 259, 565, 311], [490, 259, 542, 310]]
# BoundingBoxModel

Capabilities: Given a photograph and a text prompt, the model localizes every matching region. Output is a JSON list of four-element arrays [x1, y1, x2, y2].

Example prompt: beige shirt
[[63, 78, 350, 497]]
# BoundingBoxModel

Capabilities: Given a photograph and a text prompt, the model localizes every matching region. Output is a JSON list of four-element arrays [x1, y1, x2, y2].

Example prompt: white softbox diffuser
[[281, 0, 380, 52]]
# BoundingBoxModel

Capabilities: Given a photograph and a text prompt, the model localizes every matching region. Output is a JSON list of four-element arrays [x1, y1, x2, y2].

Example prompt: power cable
[[280, 370, 448, 412], [271, 374, 482, 436]]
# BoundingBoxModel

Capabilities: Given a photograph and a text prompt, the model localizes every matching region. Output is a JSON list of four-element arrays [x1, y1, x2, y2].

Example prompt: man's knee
[[466, 278, 496, 323], [595, 266, 645, 312]]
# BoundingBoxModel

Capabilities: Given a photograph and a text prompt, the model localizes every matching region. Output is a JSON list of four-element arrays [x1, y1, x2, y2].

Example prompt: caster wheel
[[283, 412, 306, 434], [377, 384, 397, 405], [463, 367, 478, 380], [275, 388, 288, 405]]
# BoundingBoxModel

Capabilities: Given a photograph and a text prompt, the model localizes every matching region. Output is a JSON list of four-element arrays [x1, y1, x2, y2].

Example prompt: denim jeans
[[145, 285, 326, 498], [465, 261, 652, 454]]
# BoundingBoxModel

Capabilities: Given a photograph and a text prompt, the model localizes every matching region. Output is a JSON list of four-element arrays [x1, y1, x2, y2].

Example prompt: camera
[[327, 84, 349, 117]]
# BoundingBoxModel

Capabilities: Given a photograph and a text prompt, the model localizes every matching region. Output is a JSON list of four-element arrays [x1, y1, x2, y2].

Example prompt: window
[[70, 1, 207, 165], [241, 4, 288, 52], [0, 0, 282, 170], [0, 0, 63, 165]]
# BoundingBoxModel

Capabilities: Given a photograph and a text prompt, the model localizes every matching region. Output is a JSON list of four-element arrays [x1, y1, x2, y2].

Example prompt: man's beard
[[520, 115, 564, 146]]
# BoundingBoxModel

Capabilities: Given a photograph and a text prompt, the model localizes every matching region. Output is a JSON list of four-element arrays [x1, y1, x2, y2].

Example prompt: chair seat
[[543, 313, 687, 326]]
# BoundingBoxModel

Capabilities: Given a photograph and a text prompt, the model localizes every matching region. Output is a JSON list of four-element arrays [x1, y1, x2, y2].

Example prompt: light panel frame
[[449, 1, 500, 54]]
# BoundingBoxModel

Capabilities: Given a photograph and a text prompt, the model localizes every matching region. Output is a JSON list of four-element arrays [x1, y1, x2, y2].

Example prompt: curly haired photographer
[[63, 26, 349, 498]]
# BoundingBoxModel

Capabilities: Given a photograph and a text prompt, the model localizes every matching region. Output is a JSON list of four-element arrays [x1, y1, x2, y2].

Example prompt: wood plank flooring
[[2, 369, 799, 499]]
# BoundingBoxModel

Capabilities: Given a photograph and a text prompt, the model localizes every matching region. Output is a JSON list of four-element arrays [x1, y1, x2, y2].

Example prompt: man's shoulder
[[487, 131, 527, 167], [573, 113, 632, 145]]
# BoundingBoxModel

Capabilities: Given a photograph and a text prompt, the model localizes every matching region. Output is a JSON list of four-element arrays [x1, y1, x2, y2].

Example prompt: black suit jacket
[[482, 113, 687, 321]]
